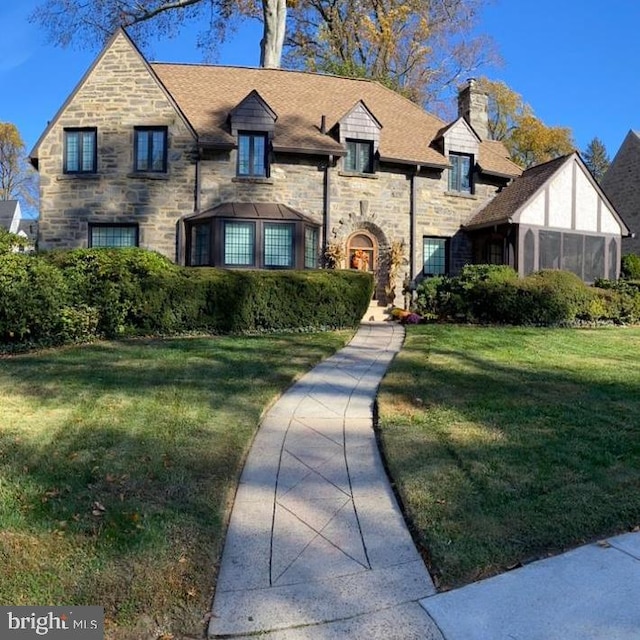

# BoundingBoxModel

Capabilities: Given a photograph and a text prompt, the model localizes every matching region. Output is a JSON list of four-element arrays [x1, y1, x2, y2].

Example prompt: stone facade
[[601, 130, 640, 255], [32, 30, 519, 306], [35, 33, 197, 259]]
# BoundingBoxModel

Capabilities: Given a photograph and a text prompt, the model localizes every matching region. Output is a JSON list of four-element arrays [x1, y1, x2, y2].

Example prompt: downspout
[[410, 165, 421, 281], [178, 148, 201, 266], [323, 154, 333, 265]]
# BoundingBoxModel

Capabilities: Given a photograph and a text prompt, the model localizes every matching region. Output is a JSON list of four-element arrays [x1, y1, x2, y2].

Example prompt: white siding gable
[[574, 165, 598, 232], [516, 155, 627, 235], [442, 118, 479, 157], [519, 190, 545, 226], [338, 101, 381, 153], [547, 161, 573, 229]]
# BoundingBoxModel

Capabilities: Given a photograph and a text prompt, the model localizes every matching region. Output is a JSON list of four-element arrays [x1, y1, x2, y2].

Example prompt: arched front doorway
[[347, 230, 379, 301], [347, 231, 378, 273]]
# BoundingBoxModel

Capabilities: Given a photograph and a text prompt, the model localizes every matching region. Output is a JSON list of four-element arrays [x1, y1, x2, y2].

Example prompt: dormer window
[[448, 152, 473, 193], [238, 132, 268, 177], [345, 140, 373, 174]]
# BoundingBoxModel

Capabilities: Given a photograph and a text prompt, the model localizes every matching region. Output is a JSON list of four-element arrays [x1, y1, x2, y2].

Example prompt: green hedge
[[135, 267, 374, 334], [414, 265, 640, 326], [621, 254, 640, 280], [0, 253, 69, 344], [2, 248, 373, 348]]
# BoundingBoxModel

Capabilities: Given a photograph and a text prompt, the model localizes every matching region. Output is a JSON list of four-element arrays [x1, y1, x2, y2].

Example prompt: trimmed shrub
[[56, 305, 101, 344], [414, 267, 602, 326], [519, 270, 592, 325], [621, 254, 640, 280], [43, 248, 178, 336], [41, 248, 374, 337], [1, 252, 373, 347], [0, 254, 69, 343], [591, 279, 640, 324]]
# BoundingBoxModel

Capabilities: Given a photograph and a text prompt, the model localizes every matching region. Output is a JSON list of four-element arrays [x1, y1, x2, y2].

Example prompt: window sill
[[57, 173, 99, 181], [445, 190, 477, 199], [232, 176, 274, 185], [338, 171, 378, 179], [127, 172, 169, 180]]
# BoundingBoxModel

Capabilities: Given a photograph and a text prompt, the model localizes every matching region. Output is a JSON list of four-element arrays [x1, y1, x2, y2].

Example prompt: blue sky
[[1, 0, 638, 178]]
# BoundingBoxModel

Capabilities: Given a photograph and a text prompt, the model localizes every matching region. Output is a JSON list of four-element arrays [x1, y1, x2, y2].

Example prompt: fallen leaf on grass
[[92, 501, 106, 516]]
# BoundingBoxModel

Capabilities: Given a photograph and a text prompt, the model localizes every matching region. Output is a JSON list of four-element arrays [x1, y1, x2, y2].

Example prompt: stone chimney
[[458, 78, 489, 141]]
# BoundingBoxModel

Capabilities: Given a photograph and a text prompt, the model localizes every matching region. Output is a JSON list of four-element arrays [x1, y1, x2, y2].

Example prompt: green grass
[[0, 331, 351, 639], [378, 325, 640, 590]]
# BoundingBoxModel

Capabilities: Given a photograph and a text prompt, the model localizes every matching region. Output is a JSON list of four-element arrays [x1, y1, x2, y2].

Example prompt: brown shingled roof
[[151, 63, 521, 177], [465, 154, 571, 229], [478, 140, 523, 178]]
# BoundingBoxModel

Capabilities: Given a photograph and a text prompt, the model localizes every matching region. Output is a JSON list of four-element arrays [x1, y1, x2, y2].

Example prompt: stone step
[[362, 302, 393, 323]]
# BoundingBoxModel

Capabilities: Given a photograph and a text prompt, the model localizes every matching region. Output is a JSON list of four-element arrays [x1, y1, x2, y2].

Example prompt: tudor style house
[[30, 29, 629, 304]]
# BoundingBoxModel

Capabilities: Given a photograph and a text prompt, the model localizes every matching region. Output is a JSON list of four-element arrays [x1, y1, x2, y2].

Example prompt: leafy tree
[[285, 0, 497, 108], [476, 78, 574, 168], [30, 0, 287, 68], [0, 122, 38, 210], [32, 0, 495, 105], [582, 137, 610, 183]]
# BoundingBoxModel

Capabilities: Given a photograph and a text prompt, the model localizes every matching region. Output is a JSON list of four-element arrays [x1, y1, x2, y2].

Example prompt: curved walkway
[[209, 322, 443, 639]]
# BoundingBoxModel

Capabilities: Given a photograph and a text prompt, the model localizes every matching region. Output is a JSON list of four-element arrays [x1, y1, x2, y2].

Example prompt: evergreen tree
[[583, 137, 610, 183]]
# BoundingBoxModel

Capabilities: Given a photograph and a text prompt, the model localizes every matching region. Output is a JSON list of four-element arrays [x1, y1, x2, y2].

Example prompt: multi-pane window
[[190, 224, 211, 266], [238, 132, 268, 177], [448, 153, 472, 193], [134, 127, 167, 172], [89, 224, 138, 248], [64, 128, 97, 173], [264, 223, 294, 268], [305, 227, 319, 269], [487, 239, 504, 264], [224, 221, 255, 266], [423, 237, 448, 275], [345, 140, 373, 174]]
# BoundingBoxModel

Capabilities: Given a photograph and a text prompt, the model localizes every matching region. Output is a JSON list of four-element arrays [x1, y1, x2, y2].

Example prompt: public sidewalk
[[208, 321, 443, 639]]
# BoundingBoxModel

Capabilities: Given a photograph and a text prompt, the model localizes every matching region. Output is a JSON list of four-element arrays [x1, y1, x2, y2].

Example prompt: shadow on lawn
[[0, 333, 344, 634], [377, 330, 640, 587]]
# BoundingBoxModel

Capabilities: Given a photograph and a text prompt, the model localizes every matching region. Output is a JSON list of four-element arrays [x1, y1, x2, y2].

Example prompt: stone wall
[[37, 32, 197, 260], [601, 131, 640, 254]]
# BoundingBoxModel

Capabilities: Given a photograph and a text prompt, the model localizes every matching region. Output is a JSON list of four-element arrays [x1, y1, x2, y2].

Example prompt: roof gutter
[[477, 166, 520, 179], [379, 156, 447, 170], [463, 216, 514, 231]]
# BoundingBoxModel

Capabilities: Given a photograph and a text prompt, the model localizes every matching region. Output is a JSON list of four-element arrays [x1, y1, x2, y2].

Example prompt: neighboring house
[[29, 29, 629, 304], [466, 153, 629, 280], [0, 200, 21, 235], [0, 200, 38, 252], [601, 130, 640, 255]]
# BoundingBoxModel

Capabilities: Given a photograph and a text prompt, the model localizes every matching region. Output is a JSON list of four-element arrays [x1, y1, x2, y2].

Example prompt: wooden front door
[[347, 231, 377, 273]]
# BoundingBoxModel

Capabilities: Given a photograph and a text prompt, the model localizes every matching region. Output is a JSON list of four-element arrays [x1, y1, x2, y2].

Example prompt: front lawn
[[0, 331, 350, 639], [378, 325, 640, 589]]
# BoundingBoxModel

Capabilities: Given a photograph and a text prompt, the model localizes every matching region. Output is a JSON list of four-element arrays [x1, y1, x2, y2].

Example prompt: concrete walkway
[[209, 322, 443, 639], [209, 319, 640, 639]]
